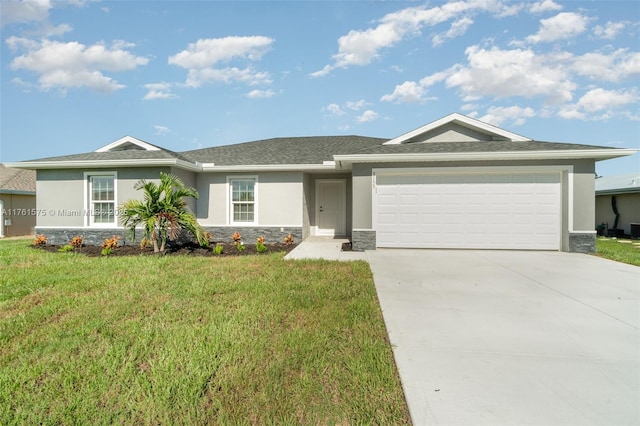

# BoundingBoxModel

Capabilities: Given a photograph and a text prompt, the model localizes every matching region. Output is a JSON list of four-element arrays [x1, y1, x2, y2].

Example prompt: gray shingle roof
[[0, 164, 36, 193], [352, 140, 611, 155], [181, 136, 388, 165], [15, 135, 618, 168], [595, 173, 640, 194], [28, 147, 191, 163]]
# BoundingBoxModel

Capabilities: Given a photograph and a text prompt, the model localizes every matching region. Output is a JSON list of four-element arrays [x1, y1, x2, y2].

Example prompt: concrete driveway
[[366, 250, 639, 426]]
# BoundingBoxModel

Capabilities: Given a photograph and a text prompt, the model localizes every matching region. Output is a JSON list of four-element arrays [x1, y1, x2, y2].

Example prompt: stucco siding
[[35, 168, 169, 227], [596, 193, 640, 234], [0, 194, 36, 236], [196, 171, 303, 226], [570, 160, 596, 232], [171, 167, 197, 213]]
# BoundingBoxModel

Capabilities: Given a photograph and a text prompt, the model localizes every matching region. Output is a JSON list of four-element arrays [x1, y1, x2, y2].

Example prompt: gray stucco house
[[595, 173, 640, 237], [8, 113, 636, 252]]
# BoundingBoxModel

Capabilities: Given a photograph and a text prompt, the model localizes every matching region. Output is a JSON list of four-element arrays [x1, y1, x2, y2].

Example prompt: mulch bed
[[33, 241, 298, 257]]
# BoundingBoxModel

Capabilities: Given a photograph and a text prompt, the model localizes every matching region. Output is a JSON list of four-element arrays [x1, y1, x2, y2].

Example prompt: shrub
[[231, 232, 242, 244], [58, 244, 74, 252], [70, 236, 84, 248], [256, 236, 267, 253], [213, 244, 224, 255], [140, 238, 152, 249], [236, 242, 246, 252], [102, 236, 120, 250], [284, 233, 295, 245], [101, 236, 120, 256], [32, 234, 48, 246]]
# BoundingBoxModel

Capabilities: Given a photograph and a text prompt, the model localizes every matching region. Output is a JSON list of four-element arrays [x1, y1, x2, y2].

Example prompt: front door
[[316, 179, 346, 236]]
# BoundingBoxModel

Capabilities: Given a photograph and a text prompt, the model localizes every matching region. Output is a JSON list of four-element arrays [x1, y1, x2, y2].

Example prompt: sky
[[1, 0, 639, 176]]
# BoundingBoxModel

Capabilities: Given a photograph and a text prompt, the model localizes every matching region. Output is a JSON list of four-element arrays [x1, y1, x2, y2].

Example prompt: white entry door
[[316, 179, 346, 236]]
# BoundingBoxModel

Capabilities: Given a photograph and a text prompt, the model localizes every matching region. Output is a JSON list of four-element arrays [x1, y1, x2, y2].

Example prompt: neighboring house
[[595, 173, 640, 237], [0, 163, 36, 237], [6, 113, 636, 252]]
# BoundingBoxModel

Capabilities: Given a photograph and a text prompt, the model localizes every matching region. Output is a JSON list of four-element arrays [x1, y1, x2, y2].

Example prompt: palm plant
[[119, 172, 208, 253]]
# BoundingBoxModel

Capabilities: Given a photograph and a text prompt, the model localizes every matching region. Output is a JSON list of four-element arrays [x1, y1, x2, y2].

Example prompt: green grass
[[596, 237, 640, 267], [0, 240, 410, 425]]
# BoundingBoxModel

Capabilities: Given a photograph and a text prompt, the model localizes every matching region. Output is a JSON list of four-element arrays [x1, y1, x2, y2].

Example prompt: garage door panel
[[375, 171, 561, 250]]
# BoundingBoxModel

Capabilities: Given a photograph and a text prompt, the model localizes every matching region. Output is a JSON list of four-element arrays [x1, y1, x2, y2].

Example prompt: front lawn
[[596, 237, 640, 267], [0, 240, 410, 424]]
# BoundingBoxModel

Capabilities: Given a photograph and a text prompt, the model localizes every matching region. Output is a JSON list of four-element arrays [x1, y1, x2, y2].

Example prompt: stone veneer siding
[[352, 230, 376, 251], [203, 227, 303, 245], [36, 226, 303, 246], [35, 228, 132, 246], [568, 232, 596, 253]]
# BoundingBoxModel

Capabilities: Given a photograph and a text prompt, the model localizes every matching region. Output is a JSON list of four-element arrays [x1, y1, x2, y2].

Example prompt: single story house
[[595, 173, 640, 237], [7, 113, 636, 252], [0, 164, 36, 237]]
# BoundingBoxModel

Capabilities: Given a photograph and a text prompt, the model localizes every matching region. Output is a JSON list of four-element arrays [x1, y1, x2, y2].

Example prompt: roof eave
[[334, 149, 638, 166], [200, 163, 336, 172], [596, 188, 640, 195], [4, 158, 202, 172], [0, 190, 36, 195]]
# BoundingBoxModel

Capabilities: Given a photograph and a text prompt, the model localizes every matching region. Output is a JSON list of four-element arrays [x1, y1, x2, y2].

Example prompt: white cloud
[[381, 81, 427, 104], [324, 103, 346, 116], [154, 125, 171, 136], [143, 82, 178, 100], [526, 12, 590, 43], [445, 46, 575, 103], [246, 89, 275, 98], [185, 67, 271, 88], [1, 0, 51, 26], [169, 36, 274, 88], [571, 49, 640, 82], [479, 106, 536, 126], [593, 21, 627, 40], [311, 0, 512, 76], [528, 0, 562, 14], [169, 36, 273, 69], [432, 16, 474, 46], [346, 99, 369, 110], [576, 88, 638, 112], [1, 0, 76, 37], [558, 88, 639, 120], [8, 38, 149, 93], [357, 110, 379, 123]]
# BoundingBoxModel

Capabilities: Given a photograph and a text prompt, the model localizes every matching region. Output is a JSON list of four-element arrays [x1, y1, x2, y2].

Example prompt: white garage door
[[375, 171, 561, 250]]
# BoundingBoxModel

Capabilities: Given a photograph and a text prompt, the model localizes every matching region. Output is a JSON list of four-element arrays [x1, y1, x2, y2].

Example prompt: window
[[87, 173, 116, 225], [230, 177, 256, 223]]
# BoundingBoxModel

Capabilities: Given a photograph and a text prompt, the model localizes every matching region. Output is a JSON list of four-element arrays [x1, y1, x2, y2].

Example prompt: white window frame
[[227, 175, 258, 225], [84, 171, 118, 227]]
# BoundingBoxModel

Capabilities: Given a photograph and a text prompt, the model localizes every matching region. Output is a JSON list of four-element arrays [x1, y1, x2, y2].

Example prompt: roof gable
[[384, 112, 531, 145], [95, 136, 161, 152]]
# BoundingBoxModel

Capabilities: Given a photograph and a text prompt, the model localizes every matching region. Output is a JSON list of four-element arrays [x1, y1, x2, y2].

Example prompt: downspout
[[611, 196, 620, 233]]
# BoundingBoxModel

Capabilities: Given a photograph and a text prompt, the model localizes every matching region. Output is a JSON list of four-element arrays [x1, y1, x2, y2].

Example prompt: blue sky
[[1, 0, 639, 176]]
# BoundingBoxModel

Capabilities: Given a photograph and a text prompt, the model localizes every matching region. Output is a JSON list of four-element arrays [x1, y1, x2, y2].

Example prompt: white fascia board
[[335, 148, 638, 165], [200, 163, 336, 172], [95, 136, 160, 152], [384, 112, 531, 145], [5, 158, 202, 172]]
